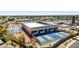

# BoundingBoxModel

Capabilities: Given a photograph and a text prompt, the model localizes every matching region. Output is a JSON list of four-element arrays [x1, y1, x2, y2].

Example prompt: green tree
[[19, 35, 25, 44], [0, 24, 6, 37], [3, 33, 15, 45], [28, 45, 33, 48], [18, 35, 25, 48]]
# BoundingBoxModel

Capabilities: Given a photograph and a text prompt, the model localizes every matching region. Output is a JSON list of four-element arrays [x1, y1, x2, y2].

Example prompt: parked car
[[0, 39, 3, 45]]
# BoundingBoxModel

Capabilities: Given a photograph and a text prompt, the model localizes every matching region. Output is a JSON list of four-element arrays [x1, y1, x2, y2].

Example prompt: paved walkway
[[66, 40, 76, 48], [69, 41, 79, 48]]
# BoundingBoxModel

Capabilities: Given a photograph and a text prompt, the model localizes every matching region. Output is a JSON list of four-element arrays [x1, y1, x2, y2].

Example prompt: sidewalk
[[66, 40, 76, 48]]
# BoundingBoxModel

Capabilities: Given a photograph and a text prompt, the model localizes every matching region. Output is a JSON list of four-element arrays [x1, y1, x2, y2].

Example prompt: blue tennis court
[[36, 32, 69, 45], [7, 28, 23, 33]]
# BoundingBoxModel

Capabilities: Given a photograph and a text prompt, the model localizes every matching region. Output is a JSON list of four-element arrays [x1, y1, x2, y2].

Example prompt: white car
[[0, 39, 3, 45]]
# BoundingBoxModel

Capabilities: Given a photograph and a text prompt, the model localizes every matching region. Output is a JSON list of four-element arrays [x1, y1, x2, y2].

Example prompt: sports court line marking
[[49, 34, 59, 40], [60, 32, 69, 35], [54, 33, 65, 38], [59, 32, 69, 36], [44, 35, 54, 40], [37, 37, 46, 42]]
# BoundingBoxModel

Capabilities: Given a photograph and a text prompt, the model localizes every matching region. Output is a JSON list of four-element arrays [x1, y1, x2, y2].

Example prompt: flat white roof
[[23, 22, 47, 28], [59, 24, 70, 27], [44, 22, 57, 25], [76, 26, 79, 28]]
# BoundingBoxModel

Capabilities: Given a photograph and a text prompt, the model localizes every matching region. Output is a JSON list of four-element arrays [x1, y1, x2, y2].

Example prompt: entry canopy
[[0, 11, 79, 16]]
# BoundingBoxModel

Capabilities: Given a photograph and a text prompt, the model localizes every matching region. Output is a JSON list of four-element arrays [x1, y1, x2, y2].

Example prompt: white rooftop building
[[21, 22, 58, 37], [14, 19, 30, 22], [42, 21, 58, 26]]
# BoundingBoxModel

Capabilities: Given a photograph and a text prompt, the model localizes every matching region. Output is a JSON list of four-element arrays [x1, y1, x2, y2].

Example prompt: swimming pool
[[7, 28, 23, 33], [36, 32, 69, 45]]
